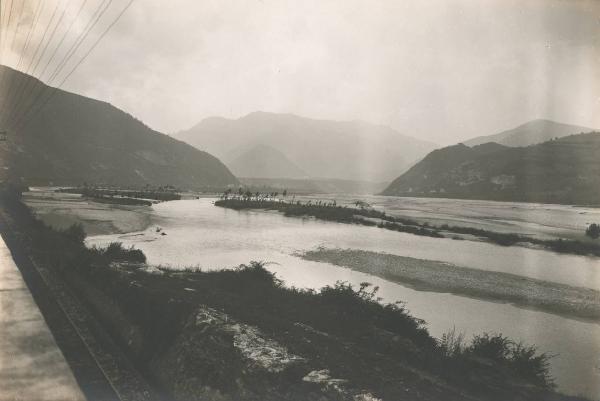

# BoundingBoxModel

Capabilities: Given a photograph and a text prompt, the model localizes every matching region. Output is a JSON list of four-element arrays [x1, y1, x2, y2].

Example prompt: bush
[[62, 224, 86, 244], [468, 333, 512, 361], [101, 242, 147, 263], [586, 223, 600, 239], [466, 333, 554, 390], [235, 261, 282, 286], [439, 327, 466, 358], [510, 343, 553, 388], [318, 281, 434, 349]]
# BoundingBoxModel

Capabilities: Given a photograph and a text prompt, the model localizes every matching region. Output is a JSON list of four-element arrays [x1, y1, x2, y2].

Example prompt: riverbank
[[23, 189, 152, 235], [301, 248, 600, 323], [0, 196, 156, 400], [214, 198, 600, 257], [1, 186, 585, 401]]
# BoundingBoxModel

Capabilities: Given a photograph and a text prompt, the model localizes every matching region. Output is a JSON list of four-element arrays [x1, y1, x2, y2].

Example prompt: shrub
[[510, 343, 553, 389], [102, 242, 147, 263], [439, 327, 466, 358], [466, 333, 554, 390], [62, 223, 86, 244], [586, 223, 600, 239], [468, 333, 512, 361], [318, 281, 434, 349], [235, 261, 282, 286]]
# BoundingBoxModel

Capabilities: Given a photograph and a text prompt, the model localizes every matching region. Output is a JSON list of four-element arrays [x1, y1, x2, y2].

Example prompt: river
[[77, 197, 600, 399]]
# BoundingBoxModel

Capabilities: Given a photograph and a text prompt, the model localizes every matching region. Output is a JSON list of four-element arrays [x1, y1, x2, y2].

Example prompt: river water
[[83, 198, 600, 399]]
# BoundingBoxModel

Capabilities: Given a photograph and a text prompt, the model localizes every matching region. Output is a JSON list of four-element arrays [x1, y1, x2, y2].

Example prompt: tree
[[586, 223, 600, 239]]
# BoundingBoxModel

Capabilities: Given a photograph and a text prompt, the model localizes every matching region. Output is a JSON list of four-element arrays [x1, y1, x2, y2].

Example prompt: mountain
[[382, 133, 600, 204], [0, 66, 238, 189], [172, 111, 437, 182], [464, 119, 595, 147], [238, 177, 388, 195], [227, 144, 307, 179]]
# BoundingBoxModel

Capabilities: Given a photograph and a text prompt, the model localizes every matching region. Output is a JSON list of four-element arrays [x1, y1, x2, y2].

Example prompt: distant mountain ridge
[[0, 66, 238, 189], [238, 177, 388, 195], [464, 119, 595, 147], [228, 144, 307, 179], [173, 111, 438, 182], [382, 132, 600, 204]]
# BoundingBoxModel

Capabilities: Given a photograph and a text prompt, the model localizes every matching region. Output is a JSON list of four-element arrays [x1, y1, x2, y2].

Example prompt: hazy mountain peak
[[464, 119, 596, 148], [173, 111, 438, 182], [227, 143, 307, 179], [239, 111, 299, 120]]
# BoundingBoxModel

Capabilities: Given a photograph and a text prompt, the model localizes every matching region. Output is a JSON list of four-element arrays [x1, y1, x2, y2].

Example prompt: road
[[0, 235, 86, 401]]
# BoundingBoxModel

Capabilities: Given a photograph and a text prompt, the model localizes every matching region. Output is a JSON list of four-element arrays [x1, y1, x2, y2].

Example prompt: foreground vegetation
[[0, 185, 587, 401], [215, 197, 600, 256]]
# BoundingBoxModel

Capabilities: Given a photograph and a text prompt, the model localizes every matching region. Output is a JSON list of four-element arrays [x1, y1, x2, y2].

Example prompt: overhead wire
[[5, 0, 69, 129], [0, 0, 136, 134], [0, 0, 24, 124], [7, 0, 112, 131], [0, 0, 44, 127], [47, 0, 112, 84], [4, 0, 85, 128], [39, 0, 90, 82], [0, 0, 14, 62], [13, 0, 135, 133]]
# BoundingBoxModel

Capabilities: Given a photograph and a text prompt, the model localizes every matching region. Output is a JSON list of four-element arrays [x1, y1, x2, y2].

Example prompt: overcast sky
[[4, 0, 600, 144]]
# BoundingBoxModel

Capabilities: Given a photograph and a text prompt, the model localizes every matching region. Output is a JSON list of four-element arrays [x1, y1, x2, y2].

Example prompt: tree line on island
[[216, 190, 600, 256]]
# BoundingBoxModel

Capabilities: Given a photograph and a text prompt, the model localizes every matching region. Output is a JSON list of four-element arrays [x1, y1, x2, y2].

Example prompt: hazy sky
[[4, 0, 600, 144]]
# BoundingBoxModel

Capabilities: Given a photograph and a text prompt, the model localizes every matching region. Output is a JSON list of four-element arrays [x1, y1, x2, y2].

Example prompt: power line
[[29, 0, 72, 78], [0, 0, 14, 62], [12, 0, 135, 133], [0, 0, 44, 127], [0, 0, 27, 126], [12, 0, 45, 74], [0, 0, 4, 66], [48, 0, 112, 84], [1, 0, 3, 64], [6, 0, 111, 131], [7, 0, 26, 61], [4, 0, 76, 128], [57, 0, 132, 87], [4, 2, 60, 126], [0, 0, 18, 121], [39, 0, 90, 82], [5, 0, 68, 130]]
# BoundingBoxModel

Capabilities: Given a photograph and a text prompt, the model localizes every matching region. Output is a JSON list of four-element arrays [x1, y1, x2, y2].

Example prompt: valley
[[17, 188, 600, 400]]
